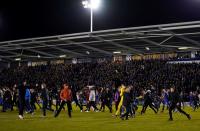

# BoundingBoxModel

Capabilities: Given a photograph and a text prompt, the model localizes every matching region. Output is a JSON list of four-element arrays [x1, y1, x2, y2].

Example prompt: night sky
[[0, 0, 200, 42]]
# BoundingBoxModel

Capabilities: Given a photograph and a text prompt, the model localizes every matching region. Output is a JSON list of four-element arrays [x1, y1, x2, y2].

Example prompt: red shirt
[[60, 88, 72, 101]]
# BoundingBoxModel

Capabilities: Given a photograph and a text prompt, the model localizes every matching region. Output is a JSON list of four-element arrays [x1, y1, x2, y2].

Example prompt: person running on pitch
[[54, 83, 72, 118], [168, 86, 191, 121], [120, 86, 132, 120], [40, 83, 49, 117], [71, 86, 83, 112], [100, 88, 112, 113], [141, 90, 158, 115], [115, 82, 126, 117], [192, 91, 199, 111], [161, 89, 169, 112], [114, 88, 120, 112], [85, 86, 99, 112]]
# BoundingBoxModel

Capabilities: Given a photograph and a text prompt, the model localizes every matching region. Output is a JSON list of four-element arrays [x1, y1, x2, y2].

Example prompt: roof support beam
[[122, 31, 173, 52], [2, 31, 199, 51], [0, 49, 21, 57], [91, 35, 143, 55], [163, 30, 200, 47], [0, 45, 57, 58], [159, 35, 174, 45], [39, 43, 86, 57], [25, 48, 57, 58], [67, 40, 113, 56], [139, 38, 174, 51], [0, 55, 13, 61]]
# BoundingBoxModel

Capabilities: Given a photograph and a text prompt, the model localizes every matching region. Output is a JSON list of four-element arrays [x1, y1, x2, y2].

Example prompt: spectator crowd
[[0, 60, 199, 93]]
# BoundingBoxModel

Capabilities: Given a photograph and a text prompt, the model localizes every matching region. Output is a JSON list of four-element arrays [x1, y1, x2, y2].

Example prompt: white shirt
[[0, 90, 3, 98], [89, 90, 96, 102], [198, 94, 200, 101]]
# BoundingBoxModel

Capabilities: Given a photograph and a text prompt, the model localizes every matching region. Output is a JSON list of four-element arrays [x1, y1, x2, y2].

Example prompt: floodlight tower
[[82, 0, 101, 32]]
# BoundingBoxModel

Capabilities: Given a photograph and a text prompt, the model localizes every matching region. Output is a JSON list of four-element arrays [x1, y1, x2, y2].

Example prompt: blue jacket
[[25, 88, 31, 101]]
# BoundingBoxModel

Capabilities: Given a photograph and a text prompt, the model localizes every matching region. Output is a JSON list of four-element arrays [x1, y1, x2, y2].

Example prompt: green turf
[[0, 106, 199, 131]]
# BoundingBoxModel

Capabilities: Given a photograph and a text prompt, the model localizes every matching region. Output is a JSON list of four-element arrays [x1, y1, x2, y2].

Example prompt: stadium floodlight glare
[[15, 58, 21, 61], [59, 55, 66, 58], [82, 0, 101, 32], [82, 0, 101, 9], [178, 47, 192, 50], [113, 51, 121, 54], [82, 1, 90, 8]]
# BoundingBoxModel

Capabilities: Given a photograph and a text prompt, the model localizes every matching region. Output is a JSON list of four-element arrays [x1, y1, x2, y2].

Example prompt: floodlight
[[82, 0, 101, 32], [91, 0, 101, 9], [82, 0, 90, 8], [82, 0, 101, 9]]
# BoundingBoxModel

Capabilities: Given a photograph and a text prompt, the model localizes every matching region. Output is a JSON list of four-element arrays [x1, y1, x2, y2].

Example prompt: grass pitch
[[0, 106, 199, 131]]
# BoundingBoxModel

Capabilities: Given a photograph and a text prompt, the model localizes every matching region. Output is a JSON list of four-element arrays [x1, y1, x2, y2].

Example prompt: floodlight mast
[[82, 0, 100, 32], [91, 4, 93, 32]]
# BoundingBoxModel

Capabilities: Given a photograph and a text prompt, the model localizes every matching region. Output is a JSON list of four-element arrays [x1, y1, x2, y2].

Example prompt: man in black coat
[[18, 81, 27, 119], [168, 87, 191, 121], [40, 83, 48, 116], [120, 87, 132, 120], [71, 86, 83, 112], [30, 89, 41, 111], [141, 90, 158, 115], [192, 91, 199, 111], [2, 88, 12, 112], [11, 86, 18, 111], [100, 88, 112, 113]]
